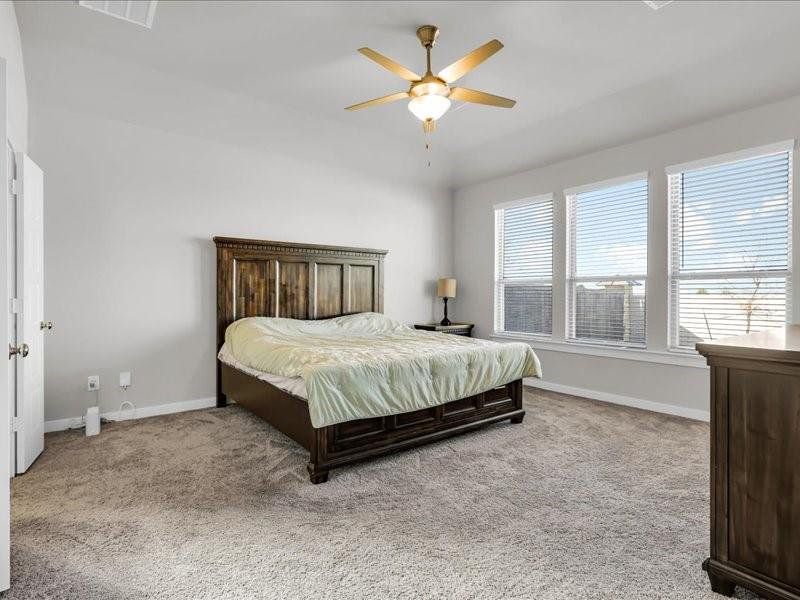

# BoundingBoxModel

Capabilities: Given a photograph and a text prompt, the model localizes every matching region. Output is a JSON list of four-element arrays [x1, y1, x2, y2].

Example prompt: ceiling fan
[[346, 25, 516, 133]]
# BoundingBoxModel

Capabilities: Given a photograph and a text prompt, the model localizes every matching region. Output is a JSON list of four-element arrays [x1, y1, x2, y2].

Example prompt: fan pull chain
[[424, 130, 432, 167]]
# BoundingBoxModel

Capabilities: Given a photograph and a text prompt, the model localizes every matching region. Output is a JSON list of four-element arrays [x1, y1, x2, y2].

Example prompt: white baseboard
[[45, 396, 217, 433], [44, 381, 708, 432], [524, 378, 709, 422]]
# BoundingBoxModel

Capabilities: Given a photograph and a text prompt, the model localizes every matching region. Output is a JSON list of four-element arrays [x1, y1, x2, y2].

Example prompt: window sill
[[492, 333, 708, 368]]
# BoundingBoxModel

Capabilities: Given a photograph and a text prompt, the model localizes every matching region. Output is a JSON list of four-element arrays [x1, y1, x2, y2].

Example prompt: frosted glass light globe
[[408, 94, 451, 122]]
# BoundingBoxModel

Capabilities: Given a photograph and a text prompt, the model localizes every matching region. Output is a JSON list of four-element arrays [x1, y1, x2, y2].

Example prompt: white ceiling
[[15, 0, 800, 188]]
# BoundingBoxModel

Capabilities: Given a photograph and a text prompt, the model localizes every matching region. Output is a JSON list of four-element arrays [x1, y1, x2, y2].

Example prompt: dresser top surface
[[696, 326, 800, 362]]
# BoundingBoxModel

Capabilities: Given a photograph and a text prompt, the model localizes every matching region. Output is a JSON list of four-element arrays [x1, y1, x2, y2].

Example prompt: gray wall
[[32, 104, 452, 422], [20, 6, 457, 422], [0, 0, 26, 152], [454, 94, 800, 416], [24, 4, 800, 422]]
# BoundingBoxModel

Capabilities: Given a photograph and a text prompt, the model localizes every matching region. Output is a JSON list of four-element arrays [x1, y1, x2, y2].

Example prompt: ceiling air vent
[[77, 1, 158, 28], [642, 0, 675, 9]]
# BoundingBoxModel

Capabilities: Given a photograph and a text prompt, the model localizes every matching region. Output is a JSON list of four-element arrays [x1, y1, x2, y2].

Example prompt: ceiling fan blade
[[345, 91, 410, 111], [358, 48, 421, 82], [449, 87, 516, 108], [438, 39, 504, 83]]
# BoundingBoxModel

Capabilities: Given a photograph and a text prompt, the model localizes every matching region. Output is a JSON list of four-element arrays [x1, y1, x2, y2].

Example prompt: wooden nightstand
[[414, 323, 474, 337]]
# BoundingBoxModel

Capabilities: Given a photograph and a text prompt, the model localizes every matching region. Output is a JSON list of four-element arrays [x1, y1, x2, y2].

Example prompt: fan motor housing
[[409, 74, 449, 98]]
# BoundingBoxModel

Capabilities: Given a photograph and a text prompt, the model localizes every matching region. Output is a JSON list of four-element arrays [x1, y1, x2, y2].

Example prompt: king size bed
[[215, 237, 540, 483]]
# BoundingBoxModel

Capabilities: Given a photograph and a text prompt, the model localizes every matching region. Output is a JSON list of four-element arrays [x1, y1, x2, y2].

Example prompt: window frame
[[493, 193, 554, 338], [564, 172, 650, 349], [666, 140, 795, 352]]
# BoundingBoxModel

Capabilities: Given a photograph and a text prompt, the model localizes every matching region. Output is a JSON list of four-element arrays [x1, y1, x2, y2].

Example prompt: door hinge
[[10, 178, 20, 196], [11, 417, 22, 433], [9, 298, 20, 314]]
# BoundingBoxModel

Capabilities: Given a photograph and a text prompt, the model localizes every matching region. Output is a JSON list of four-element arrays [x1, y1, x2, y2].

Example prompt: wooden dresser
[[697, 327, 800, 600]]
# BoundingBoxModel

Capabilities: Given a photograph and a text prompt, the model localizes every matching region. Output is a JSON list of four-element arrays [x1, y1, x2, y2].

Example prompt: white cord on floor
[[117, 400, 136, 421], [101, 400, 137, 424], [67, 416, 85, 430]]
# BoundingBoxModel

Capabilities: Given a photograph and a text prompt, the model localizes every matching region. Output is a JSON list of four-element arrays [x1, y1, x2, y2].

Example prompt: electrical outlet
[[87, 375, 100, 391], [119, 371, 131, 388]]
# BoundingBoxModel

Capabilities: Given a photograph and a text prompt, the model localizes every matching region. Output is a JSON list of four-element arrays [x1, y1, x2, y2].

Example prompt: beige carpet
[[6, 388, 753, 599]]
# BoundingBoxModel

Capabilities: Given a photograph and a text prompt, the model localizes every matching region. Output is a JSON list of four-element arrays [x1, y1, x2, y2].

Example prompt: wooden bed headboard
[[214, 236, 388, 352]]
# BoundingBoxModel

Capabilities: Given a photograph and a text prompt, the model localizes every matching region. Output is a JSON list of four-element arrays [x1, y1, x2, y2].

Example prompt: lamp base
[[440, 297, 451, 326]]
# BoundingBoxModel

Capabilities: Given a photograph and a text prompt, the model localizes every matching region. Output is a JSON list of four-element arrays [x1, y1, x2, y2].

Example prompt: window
[[566, 175, 649, 346], [668, 142, 793, 349], [494, 195, 553, 336]]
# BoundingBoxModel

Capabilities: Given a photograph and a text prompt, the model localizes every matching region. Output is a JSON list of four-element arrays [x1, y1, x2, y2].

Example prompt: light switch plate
[[87, 375, 100, 391]]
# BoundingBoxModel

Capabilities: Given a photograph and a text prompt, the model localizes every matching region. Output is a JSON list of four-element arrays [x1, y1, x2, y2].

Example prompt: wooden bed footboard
[[221, 363, 524, 483]]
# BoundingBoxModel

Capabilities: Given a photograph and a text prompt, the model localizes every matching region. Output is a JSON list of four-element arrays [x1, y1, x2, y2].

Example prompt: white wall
[[30, 84, 452, 422], [455, 94, 800, 418], [0, 0, 25, 152], [26, 5, 800, 423], [19, 15, 456, 424]]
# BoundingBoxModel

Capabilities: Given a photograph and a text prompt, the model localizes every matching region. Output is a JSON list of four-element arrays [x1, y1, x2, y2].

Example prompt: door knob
[[8, 343, 28, 359], [40, 321, 54, 330]]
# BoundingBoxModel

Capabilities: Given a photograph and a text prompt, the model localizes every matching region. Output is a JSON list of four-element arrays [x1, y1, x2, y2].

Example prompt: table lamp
[[437, 278, 457, 326]]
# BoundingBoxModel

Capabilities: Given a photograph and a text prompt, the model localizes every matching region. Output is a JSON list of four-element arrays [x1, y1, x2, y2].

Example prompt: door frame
[[0, 57, 13, 592], [6, 144, 14, 477]]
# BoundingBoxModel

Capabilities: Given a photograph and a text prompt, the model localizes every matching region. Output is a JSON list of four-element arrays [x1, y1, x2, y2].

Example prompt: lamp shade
[[437, 278, 457, 298]]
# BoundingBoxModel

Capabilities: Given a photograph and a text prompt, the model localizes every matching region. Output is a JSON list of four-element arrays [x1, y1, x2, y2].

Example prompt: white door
[[13, 153, 44, 474]]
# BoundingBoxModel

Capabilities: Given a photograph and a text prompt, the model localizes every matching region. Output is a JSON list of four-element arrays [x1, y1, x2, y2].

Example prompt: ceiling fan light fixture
[[347, 25, 515, 136], [408, 94, 451, 122]]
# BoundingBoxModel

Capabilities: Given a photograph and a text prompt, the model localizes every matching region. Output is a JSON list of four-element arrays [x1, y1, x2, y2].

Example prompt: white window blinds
[[566, 176, 648, 346], [668, 144, 793, 349], [494, 196, 553, 335]]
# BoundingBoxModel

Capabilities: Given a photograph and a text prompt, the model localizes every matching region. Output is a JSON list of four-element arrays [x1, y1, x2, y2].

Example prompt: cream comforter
[[224, 313, 541, 428]]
